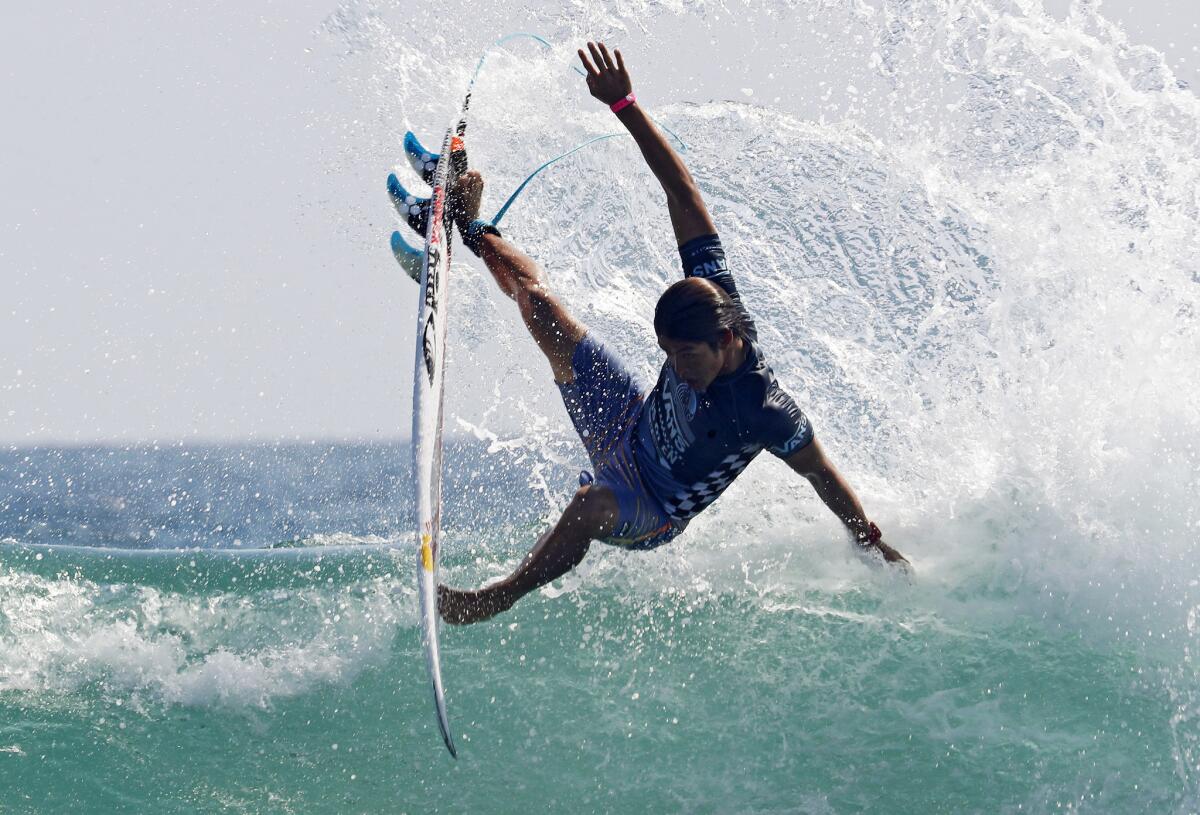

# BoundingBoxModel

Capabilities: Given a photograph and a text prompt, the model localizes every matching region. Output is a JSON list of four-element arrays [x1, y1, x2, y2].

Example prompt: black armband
[[461, 219, 501, 257]]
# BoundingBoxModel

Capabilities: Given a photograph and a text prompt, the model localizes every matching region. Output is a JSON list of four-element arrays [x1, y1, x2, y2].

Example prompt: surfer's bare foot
[[438, 584, 513, 625], [450, 170, 484, 227]]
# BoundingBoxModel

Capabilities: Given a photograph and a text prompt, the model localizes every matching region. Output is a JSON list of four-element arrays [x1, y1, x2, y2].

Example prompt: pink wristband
[[610, 93, 636, 114]]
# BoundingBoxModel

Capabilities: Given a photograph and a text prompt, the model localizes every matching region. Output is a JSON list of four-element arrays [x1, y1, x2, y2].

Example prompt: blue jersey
[[633, 234, 813, 523]]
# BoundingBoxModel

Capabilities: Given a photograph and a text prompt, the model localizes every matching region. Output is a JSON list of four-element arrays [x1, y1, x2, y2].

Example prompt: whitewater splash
[[3, 0, 1198, 809], [354, 0, 1200, 627]]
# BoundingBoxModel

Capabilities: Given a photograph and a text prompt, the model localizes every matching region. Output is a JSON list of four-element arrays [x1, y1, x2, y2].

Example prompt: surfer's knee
[[566, 484, 619, 531]]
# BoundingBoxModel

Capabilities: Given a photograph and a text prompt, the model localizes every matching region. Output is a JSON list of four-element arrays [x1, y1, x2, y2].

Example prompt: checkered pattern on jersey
[[661, 446, 759, 522]]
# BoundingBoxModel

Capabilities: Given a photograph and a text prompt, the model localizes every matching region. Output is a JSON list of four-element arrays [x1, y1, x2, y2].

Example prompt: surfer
[[439, 41, 908, 625]]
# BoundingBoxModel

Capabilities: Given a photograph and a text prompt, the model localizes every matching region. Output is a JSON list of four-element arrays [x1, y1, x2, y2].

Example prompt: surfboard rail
[[409, 118, 462, 758]]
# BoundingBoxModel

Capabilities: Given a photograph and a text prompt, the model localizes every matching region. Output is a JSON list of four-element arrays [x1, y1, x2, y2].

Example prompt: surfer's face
[[658, 334, 728, 392]]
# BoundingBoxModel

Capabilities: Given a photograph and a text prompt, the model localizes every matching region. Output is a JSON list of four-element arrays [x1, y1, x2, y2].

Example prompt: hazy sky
[[2, 0, 1197, 444]]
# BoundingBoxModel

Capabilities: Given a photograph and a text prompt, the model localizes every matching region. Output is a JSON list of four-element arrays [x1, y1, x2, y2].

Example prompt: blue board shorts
[[557, 334, 684, 551]]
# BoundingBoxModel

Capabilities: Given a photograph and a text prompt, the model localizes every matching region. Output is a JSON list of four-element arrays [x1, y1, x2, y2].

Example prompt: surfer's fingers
[[598, 42, 616, 71], [577, 48, 599, 77], [587, 42, 607, 73], [615, 48, 627, 75]]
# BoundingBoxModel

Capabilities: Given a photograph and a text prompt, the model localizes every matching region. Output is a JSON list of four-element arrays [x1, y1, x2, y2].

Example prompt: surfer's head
[[654, 277, 751, 390]]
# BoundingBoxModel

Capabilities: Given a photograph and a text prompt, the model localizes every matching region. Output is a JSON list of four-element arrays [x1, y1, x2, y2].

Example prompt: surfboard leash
[[389, 33, 690, 270]]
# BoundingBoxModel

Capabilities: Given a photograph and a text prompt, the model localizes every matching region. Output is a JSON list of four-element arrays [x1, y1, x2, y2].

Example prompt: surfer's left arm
[[578, 41, 716, 246], [782, 440, 911, 567]]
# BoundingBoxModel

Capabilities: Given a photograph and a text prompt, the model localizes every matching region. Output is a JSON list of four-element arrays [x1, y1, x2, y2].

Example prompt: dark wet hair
[[653, 277, 753, 347]]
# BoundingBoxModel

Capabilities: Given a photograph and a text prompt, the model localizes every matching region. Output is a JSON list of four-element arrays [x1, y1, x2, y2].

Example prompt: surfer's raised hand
[[578, 41, 632, 106]]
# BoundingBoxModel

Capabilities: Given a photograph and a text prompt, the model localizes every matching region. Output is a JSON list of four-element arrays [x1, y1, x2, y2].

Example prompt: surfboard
[[407, 113, 470, 759], [392, 34, 562, 760]]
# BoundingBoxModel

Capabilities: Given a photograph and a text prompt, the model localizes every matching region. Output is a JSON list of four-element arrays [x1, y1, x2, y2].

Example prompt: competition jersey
[[632, 234, 813, 524]]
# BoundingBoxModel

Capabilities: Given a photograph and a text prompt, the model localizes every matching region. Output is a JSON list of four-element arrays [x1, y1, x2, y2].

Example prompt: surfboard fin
[[390, 230, 423, 282], [404, 131, 440, 185], [388, 173, 430, 236]]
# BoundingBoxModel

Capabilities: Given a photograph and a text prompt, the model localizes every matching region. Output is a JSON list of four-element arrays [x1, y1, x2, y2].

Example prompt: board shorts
[[557, 334, 684, 551]]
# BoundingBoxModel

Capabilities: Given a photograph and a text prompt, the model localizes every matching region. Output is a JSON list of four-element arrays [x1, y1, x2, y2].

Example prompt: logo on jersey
[[648, 368, 696, 466], [774, 412, 812, 456], [765, 382, 813, 456], [674, 381, 698, 421], [689, 258, 727, 278]]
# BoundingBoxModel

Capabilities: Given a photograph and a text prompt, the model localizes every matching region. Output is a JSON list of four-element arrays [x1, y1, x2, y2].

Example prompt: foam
[[0, 567, 414, 707], [1, 4, 1198, 804], [376, 1, 1200, 654]]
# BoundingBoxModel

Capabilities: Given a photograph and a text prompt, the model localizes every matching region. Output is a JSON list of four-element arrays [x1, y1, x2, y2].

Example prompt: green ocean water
[[2, 541, 1192, 813], [2, 542, 1193, 813], [1, 444, 1196, 812]]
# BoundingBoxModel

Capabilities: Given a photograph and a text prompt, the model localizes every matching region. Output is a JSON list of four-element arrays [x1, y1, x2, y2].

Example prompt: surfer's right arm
[[578, 41, 716, 246]]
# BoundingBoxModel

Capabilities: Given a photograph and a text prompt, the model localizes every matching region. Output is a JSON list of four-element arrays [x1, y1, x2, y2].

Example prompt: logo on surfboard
[[421, 186, 447, 384]]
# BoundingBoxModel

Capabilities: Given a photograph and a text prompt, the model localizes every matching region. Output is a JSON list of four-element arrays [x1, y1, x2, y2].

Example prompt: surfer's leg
[[454, 172, 585, 383], [438, 484, 619, 625], [480, 234, 586, 383]]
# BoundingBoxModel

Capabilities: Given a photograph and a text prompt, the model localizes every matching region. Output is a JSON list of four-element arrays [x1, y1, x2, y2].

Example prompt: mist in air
[[2, 0, 1199, 811]]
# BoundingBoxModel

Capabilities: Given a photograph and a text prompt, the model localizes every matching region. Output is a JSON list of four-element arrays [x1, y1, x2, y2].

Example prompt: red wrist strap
[[610, 93, 636, 114]]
